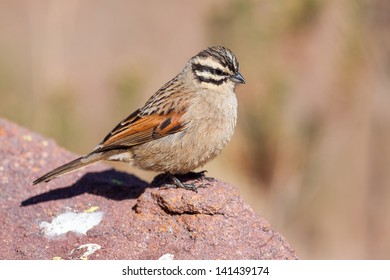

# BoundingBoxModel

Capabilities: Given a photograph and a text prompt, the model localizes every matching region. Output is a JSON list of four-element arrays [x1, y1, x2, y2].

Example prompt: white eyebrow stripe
[[193, 57, 232, 73], [195, 70, 225, 81]]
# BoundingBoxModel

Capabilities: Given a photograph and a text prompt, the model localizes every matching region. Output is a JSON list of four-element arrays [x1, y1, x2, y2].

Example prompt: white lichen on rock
[[40, 211, 104, 237]]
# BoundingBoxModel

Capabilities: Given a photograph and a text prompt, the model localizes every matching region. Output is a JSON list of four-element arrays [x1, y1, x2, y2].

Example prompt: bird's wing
[[93, 109, 188, 153]]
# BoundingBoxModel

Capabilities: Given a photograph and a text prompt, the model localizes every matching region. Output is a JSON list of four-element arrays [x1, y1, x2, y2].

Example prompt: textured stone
[[0, 118, 297, 259]]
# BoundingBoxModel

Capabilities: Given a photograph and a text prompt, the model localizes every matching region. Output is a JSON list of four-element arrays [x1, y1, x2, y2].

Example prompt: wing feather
[[94, 111, 187, 153]]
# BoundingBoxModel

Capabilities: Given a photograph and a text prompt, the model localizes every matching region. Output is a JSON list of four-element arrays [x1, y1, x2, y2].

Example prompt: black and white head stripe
[[191, 46, 240, 85]]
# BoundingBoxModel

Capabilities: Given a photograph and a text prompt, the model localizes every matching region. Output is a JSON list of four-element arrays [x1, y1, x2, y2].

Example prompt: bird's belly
[[130, 118, 235, 174]]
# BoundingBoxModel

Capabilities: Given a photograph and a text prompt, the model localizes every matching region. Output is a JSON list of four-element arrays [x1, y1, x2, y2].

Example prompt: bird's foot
[[155, 171, 215, 192]]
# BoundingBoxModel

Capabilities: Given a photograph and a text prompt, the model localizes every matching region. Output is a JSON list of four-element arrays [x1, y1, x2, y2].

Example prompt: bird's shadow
[[21, 169, 150, 207]]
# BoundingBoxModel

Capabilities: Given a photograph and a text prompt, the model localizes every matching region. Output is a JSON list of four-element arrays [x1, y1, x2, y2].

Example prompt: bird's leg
[[171, 175, 199, 192], [160, 173, 199, 192], [157, 171, 216, 192]]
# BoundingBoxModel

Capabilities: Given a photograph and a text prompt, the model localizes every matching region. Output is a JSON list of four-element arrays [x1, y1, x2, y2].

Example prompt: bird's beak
[[230, 72, 246, 84]]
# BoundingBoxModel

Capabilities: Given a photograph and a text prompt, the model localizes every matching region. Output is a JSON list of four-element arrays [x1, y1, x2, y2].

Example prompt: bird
[[33, 46, 245, 191]]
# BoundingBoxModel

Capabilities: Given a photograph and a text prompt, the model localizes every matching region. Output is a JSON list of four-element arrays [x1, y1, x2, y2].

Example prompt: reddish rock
[[0, 118, 297, 259]]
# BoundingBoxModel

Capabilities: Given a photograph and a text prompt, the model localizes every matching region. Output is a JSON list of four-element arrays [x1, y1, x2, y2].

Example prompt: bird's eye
[[215, 69, 224, 76]]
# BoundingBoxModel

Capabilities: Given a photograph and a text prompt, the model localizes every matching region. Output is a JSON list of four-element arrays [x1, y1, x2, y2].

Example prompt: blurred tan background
[[1, 0, 389, 259]]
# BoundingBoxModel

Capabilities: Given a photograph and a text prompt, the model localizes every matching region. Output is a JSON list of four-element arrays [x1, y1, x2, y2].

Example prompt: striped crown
[[190, 46, 245, 86]]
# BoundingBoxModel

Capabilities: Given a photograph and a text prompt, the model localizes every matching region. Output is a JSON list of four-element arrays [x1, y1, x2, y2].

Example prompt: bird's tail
[[33, 154, 102, 185]]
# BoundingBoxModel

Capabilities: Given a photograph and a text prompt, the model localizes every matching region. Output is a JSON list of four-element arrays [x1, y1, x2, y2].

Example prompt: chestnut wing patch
[[94, 111, 187, 153], [153, 113, 185, 137]]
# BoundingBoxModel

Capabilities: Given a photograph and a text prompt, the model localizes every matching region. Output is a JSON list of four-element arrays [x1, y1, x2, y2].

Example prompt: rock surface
[[0, 118, 298, 259]]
